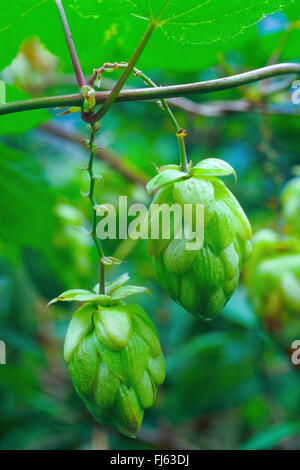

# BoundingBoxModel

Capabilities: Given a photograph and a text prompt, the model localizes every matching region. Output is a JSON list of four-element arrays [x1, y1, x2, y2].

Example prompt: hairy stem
[[94, 63, 189, 171], [87, 124, 105, 294], [55, 0, 85, 89], [1, 63, 299, 116], [134, 68, 189, 172]]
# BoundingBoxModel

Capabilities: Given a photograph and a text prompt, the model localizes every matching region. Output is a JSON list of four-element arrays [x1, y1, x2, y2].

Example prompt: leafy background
[[0, 0, 300, 450]]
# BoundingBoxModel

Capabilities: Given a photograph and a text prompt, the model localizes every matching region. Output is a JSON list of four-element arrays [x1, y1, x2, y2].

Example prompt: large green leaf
[[73, 0, 293, 43], [232, 2, 300, 68], [0, 0, 293, 73]]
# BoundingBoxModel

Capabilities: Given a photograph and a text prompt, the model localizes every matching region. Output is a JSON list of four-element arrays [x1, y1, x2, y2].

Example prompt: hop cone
[[49, 275, 165, 438], [244, 229, 300, 348], [147, 159, 252, 320]]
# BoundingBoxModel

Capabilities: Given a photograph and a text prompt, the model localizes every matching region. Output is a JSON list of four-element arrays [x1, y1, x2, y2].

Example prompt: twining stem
[[55, 0, 104, 293], [1, 63, 300, 116], [87, 123, 105, 295], [55, 0, 85, 89], [92, 63, 189, 172], [93, 21, 156, 121], [135, 70, 189, 172], [134, 69, 189, 172]]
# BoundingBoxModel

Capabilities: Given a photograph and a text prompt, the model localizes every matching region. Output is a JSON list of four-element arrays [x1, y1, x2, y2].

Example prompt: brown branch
[[169, 98, 300, 117], [40, 73, 295, 116], [55, 0, 85, 89], [1, 62, 299, 116]]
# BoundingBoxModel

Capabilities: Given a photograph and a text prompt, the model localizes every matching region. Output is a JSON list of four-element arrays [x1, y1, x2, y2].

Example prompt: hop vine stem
[[93, 63, 189, 172], [55, 0, 85, 89], [92, 21, 156, 122], [1, 63, 300, 116], [133, 68, 188, 172], [87, 123, 105, 295], [53, 4, 156, 294]]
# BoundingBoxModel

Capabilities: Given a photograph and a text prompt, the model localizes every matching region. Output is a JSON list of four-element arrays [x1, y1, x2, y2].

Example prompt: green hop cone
[[147, 159, 252, 320], [244, 229, 300, 349], [49, 274, 165, 438]]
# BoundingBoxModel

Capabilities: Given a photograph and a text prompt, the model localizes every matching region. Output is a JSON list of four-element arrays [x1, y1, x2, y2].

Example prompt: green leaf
[[111, 285, 152, 300], [0, 1, 292, 74], [101, 256, 123, 266], [146, 169, 187, 195], [190, 158, 237, 182], [105, 273, 131, 295], [47, 289, 111, 306], [93, 273, 131, 295], [71, 0, 292, 45]]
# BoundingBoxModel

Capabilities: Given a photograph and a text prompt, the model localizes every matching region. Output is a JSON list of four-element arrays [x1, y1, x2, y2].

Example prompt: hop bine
[[49, 274, 165, 438], [147, 158, 252, 320]]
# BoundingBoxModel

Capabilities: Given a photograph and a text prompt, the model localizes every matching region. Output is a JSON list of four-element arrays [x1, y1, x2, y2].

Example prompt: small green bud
[[80, 85, 96, 113]]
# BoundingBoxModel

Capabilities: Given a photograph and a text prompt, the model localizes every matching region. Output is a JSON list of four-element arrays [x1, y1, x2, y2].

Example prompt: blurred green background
[[1, 4, 300, 450]]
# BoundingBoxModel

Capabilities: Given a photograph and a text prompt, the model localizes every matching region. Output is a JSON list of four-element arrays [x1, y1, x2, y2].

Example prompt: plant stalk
[[55, 0, 85, 89], [94, 21, 156, 121], [177, 130, 189, 172], [93, 63, 189, 171], [87, 123, 105, 295], [131, 68, 189, 172], [1, 63, 299, 116]]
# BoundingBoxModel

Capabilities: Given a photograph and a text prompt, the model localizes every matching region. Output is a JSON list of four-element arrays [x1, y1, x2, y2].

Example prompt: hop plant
[[49, 274, 165, 438], [147, 159, 252, 320], [281, 176, 300, 237], [244, 229, 300, 348]]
